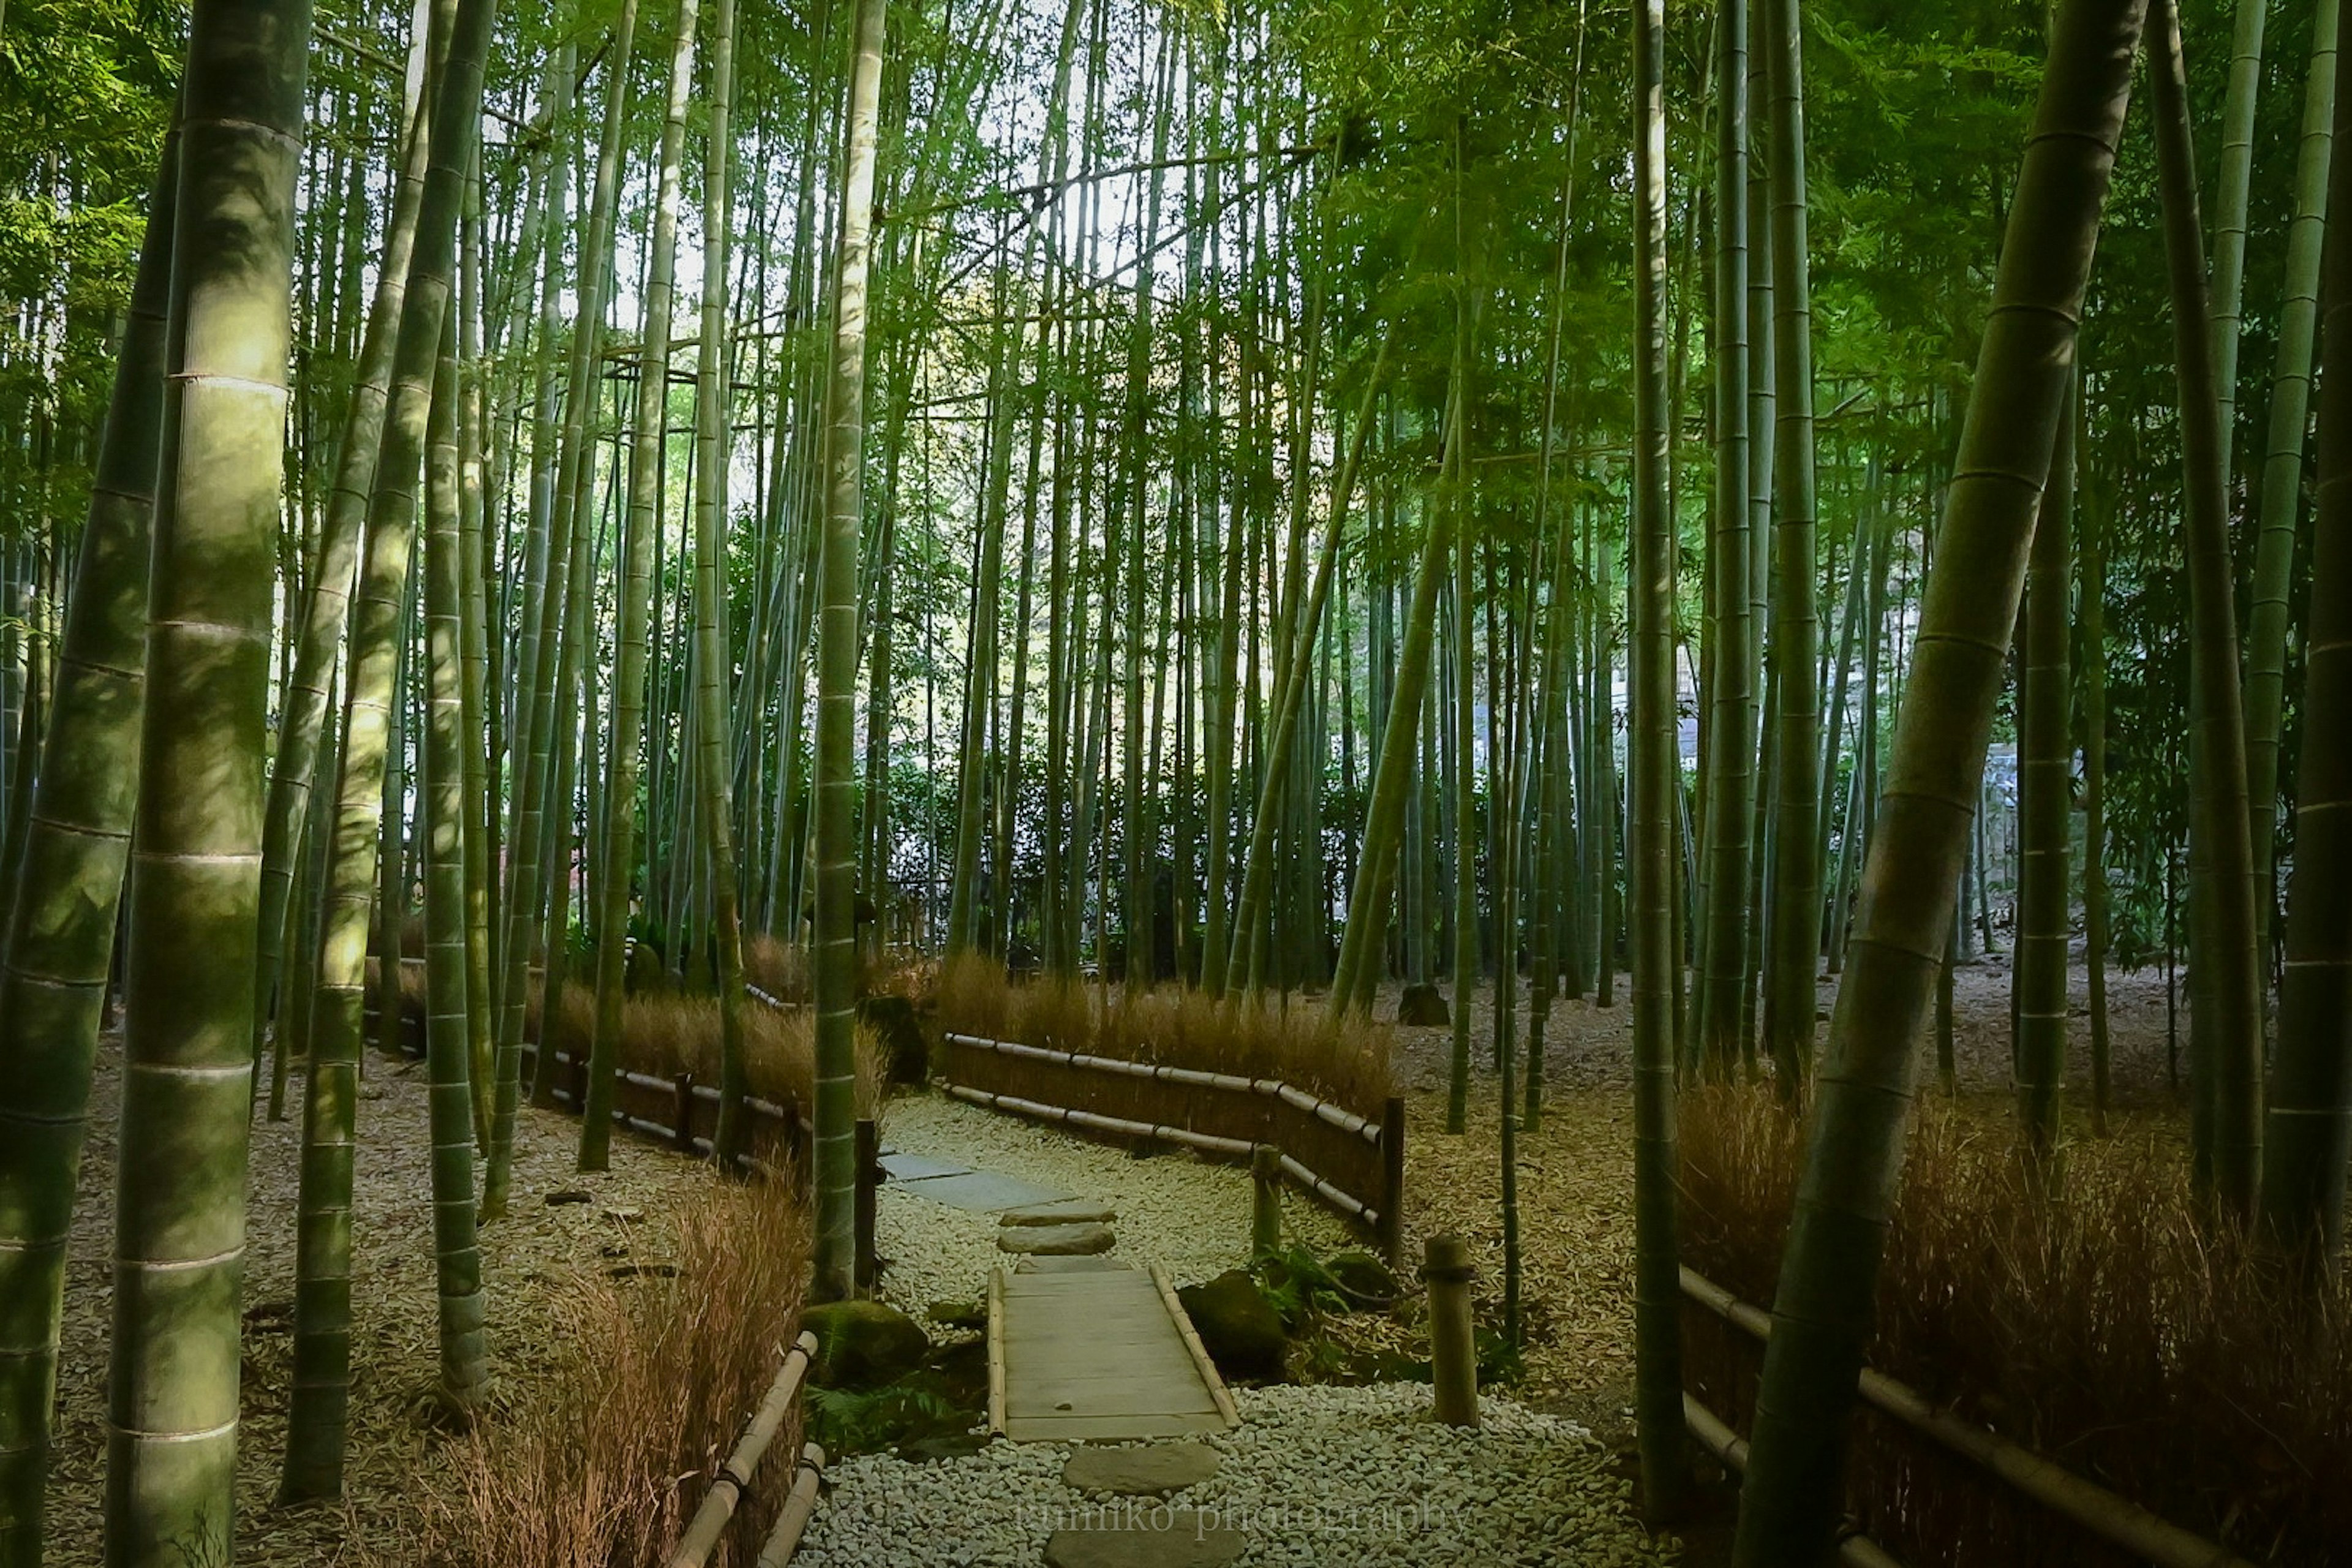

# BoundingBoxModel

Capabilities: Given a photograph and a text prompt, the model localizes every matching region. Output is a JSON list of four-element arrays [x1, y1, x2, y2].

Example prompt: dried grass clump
[[529, 985, 885, 1120], [934, 954, 1392, 1115], [403, 1174, 810, 1567], [741, 934, 936, 1008], [1679, 1086, 2352, 1564]]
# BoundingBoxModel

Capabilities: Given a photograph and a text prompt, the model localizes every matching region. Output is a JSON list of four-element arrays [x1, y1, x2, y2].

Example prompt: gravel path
[[870, 1093, 1354, 1314], [796, 1383, 1675, 1567]]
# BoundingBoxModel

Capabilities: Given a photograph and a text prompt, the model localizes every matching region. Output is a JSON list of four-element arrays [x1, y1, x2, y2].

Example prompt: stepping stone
[[876, 1151, 973, 1183], [895, 1170, 1072, 1213], [1043, 1510, 1244, 1568], [1016, 1254, 1129, 1274], [1062, 1442, 1223, 1496], [1001, 1197, 1118, 1227], [997, 1221, 1116, 1256]]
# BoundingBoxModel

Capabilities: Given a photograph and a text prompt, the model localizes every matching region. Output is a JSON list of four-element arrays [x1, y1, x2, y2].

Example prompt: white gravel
[[871, 1091, 1353, 1314], [794, 1382, 1679, 1567]]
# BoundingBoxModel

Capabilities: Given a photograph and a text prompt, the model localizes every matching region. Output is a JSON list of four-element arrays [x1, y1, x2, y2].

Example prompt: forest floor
[[1385, 947, 2192, 1448], [43, 1039, 721, 1566]]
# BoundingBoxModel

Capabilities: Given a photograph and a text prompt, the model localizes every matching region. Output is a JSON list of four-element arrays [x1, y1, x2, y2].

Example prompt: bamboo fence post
[[1380, 1095, 1406, 1264], [1425, 1234, 1477, 1428], [1251, 1142, 1283, 1259]]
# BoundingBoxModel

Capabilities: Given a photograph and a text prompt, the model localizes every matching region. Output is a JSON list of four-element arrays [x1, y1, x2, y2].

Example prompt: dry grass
[[1679, 1086, 2352, 1565], [933, 954, 1392, 1115], [742, 933, 937, 1008], [527, 985, 886, 1119], [396, 1173, 810, 1567]]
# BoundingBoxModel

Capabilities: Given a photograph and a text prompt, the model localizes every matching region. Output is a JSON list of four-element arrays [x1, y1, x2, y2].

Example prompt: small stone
[[1062, 1442, 1223, 1496], [545, 1188, 593, 1206], [927, 1298, 987, 1330], [1000, 1197, 1118, 1226], [1043, 1509, 1245, 1568], [996, 1221, 1116, 1256]]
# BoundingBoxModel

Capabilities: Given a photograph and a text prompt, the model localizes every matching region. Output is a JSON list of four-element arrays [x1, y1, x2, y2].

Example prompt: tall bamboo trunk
[[0, 118, 175, 1566], [2150, 0, 2266, 1219], [2260, 0, 2352, 1262], [581, 0, 702, 1172], [1728, 4, 2146, 1560], [1629, 0, 1687, 1521], [813, 0, 888, 1298], [1762, 0, 1822, 1094], [106, 1, 312, 1555]]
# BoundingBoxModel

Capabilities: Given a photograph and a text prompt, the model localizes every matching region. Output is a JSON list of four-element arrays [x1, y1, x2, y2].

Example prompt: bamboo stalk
[[1681, 1394, 1903, 1568]]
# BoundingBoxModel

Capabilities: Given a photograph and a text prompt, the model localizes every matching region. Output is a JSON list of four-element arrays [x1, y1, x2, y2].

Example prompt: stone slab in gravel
[[998, 1220, 1117, 1256], [1043, 1509, 1245, 1568], [1063, 1443, 1223, 1496], [879, 1151, 974, 1182], [1001, 1197, 1118, 1226], [1017, 1254, 1129, 1274], [899, 1169, 1073, 1212]]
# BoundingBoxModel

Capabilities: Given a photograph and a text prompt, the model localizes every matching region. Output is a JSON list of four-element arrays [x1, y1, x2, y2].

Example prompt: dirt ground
[[43, 1043, 718, 1566], [1384, 953, 2193, 1444]]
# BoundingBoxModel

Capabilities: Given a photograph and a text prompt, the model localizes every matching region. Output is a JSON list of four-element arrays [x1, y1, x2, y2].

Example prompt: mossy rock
[[1325, 1250, 1401, 1310], [1396, 983, 1450, 1026], [802, 1299, 931, 1390], [624, 938, 669, 996], [926, 1298, 987, 1332], [859, 993, 928, 1085], [1176, 1269, 1287, 1383]]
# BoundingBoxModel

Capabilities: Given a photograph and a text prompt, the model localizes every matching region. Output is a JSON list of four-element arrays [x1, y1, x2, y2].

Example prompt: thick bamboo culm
[[666, 1329, 821, 1568], [985, 1268, 1008, 1434], [1679, 1267, 2255, 1568], [1682, 1393, 1904, 1568], [753, 1443, 827, 1567]]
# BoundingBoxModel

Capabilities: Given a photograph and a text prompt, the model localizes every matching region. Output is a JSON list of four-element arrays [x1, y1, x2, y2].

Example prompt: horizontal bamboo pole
[[1679, 1266, 2254, 1568], [1682, 1393, 1904, 1568], [942, 1031, 1381, 1140], [1153, 1264, 1240, 1428], [940, 1082, 1381, 1230], [753, 1443, 827, 1567], [986, 1267, 1007, 1435], [667, 1330, 821, 1568]]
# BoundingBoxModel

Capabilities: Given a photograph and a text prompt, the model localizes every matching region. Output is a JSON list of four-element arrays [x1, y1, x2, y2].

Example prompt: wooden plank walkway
[[988, 1264, 1238, 1442]]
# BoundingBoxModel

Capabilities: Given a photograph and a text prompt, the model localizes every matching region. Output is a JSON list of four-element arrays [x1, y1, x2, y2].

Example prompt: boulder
[[858, 993, 929, 1085], [1396, 983, 1450, 1026], [1325, 1250, 1401, 1309], [1175, 1270, 1286, 1382], [1063, 1442, 1223, 1497], [997, 1221, 1117, 1256], [802, 1300, 930, 1390]]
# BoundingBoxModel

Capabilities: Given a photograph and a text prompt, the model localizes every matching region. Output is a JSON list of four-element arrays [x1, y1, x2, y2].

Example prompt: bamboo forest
[[6, 0, 2352, 1562]]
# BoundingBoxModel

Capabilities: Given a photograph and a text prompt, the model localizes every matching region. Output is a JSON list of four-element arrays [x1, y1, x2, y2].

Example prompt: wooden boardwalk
[[987, 1264, 1238, 1442]]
